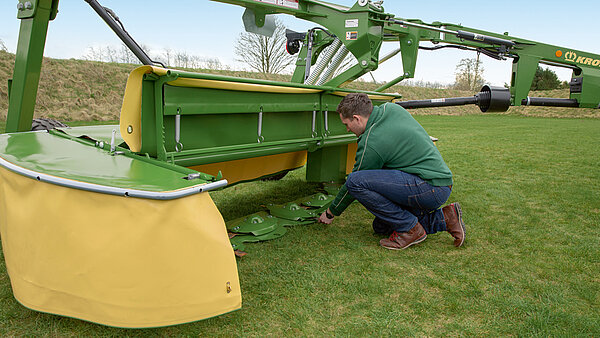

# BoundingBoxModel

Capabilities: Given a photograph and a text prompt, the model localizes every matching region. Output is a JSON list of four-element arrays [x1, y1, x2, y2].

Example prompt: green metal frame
[[136, 69, 394, 181], [6, 0, 59, 133]]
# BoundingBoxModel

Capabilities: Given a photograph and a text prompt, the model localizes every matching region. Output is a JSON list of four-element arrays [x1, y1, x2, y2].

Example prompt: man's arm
[[322, 142, 384, 221]]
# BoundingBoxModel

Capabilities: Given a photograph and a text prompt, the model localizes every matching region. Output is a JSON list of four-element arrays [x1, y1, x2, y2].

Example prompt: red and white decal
[[346, 31, 358, 40], [280, 0, 299, 9]]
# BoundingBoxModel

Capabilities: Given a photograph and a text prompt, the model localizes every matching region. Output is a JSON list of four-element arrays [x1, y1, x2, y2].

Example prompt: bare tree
[[234, 18, 295, 74], [83, 45, 119, 63], [80, 43, 229, 70], [453, 55, 485, 91], [200, 57, 227, 70], [0, 39, 8, 52], [118, 43, 141, 64]]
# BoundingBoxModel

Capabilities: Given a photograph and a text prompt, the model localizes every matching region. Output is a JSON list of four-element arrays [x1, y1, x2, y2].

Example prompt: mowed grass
[[0, 115, 598, 335]]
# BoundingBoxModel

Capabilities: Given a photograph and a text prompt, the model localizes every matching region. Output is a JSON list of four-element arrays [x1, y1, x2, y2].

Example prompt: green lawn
[[0, 120, 119, 133], [0, 115, 598, 335]]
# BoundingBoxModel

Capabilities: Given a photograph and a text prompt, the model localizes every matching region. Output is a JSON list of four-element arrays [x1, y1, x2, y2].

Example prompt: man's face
[[339, 113, 367, 137]]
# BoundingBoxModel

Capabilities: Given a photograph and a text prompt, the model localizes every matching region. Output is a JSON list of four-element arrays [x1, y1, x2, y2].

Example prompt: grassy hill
[[1, 50, 598, 121]]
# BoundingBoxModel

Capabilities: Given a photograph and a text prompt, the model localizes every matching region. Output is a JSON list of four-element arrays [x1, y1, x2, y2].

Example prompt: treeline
[[453, 56, 567, 92], [82, 43, 229, 70]]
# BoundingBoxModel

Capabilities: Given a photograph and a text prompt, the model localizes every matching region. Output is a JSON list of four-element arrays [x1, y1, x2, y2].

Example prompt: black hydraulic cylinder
[[456, 30, 515, 47], [397, 85, 511, 113], [521, 97, 580, 108], [84, 0, 154, 66]]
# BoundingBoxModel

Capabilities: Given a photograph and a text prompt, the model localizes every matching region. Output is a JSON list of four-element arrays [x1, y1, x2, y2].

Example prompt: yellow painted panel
[[169, 78, 322, 94], [119, 66, 168, 153], [346, 142, 358, 175], [0, 167, 241, 328], [331, 91, 397, 101], [189, 151, 307, 184]]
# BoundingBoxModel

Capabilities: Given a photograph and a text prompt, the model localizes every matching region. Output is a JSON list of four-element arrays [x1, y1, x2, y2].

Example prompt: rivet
[[127, 125, 133, 134]]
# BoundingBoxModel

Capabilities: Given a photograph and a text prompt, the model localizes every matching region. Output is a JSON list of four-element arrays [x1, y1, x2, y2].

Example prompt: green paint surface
[[0, 131, 209, 192]]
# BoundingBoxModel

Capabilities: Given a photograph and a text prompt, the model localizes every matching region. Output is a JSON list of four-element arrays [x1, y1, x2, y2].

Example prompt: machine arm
[[213, 0, 600, 109]]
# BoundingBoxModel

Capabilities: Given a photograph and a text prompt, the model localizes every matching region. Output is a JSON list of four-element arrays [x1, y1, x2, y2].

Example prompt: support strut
[[84, 0, 165, 67]]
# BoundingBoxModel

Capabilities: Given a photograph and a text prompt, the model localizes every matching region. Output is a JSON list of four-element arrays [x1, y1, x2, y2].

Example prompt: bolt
[[404, 72, 410, 76], [17, 3, 24, 10], [127, 125, 133, 134], [407, 40, 412, 45], [361, 60, 368, 66], [24, 1, 32, 9]]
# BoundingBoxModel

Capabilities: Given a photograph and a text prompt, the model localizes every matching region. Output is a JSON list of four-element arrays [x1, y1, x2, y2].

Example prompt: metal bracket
[[110, 128, 116, 153], [175, 108, 183, 152], [17, 0, 37, 19], [311, 109, 318, 138], [257, 106, 264, 143]]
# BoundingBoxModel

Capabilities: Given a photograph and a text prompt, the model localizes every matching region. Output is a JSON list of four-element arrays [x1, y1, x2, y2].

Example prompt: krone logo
[[564, 51, 577, 62]]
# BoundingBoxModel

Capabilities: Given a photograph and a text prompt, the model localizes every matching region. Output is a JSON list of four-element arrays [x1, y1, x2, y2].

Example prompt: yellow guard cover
[[0, 132, 241, 328]]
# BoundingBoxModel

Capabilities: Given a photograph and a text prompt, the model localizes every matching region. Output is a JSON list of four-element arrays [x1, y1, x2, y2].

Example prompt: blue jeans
[[345, 170, 451, 234]]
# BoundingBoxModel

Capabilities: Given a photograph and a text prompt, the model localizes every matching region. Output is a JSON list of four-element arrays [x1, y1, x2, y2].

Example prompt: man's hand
[[319, 208, 335, 225]]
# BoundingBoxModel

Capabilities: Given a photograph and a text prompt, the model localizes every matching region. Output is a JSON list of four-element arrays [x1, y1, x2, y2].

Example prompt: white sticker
[[254, 0, 298, 9], [345, 19, 359, 28], [431, 98, 446, 103], [254, 0, 277, 5]]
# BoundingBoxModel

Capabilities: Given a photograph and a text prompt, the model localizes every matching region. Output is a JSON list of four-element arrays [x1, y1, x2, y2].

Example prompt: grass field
[[0, 115, 598, 335]]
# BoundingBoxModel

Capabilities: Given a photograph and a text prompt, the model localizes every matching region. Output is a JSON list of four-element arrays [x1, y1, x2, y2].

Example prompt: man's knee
[[346, 171, 363, 193]]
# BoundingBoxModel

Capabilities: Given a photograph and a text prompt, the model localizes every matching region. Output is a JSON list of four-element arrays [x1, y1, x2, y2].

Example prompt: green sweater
[[328, 103, 453, 216]]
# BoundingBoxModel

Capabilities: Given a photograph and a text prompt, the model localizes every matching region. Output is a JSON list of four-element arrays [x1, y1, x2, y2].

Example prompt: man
[[318, 93, 465, 250]]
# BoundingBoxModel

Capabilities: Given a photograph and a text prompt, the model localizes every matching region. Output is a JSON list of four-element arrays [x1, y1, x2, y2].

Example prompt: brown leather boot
[[379, 222, 427, 250], [442, 202, 466, 247]]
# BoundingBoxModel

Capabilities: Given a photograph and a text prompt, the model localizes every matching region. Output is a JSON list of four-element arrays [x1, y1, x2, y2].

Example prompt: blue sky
[[1, 0, 598, 86]]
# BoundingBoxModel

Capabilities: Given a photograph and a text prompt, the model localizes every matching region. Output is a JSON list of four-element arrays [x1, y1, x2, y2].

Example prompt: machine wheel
[[31, 118, 69, 131]]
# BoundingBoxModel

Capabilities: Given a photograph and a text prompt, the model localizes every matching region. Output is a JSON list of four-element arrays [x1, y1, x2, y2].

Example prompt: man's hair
[[337, 93, 373, 119]]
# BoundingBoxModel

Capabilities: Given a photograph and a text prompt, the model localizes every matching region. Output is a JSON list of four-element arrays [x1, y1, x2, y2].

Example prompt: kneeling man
[[318, 93, 465, 249]]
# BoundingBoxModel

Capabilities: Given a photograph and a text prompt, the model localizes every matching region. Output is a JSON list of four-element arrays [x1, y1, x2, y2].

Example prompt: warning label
[[346, 31, 358, 40]]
